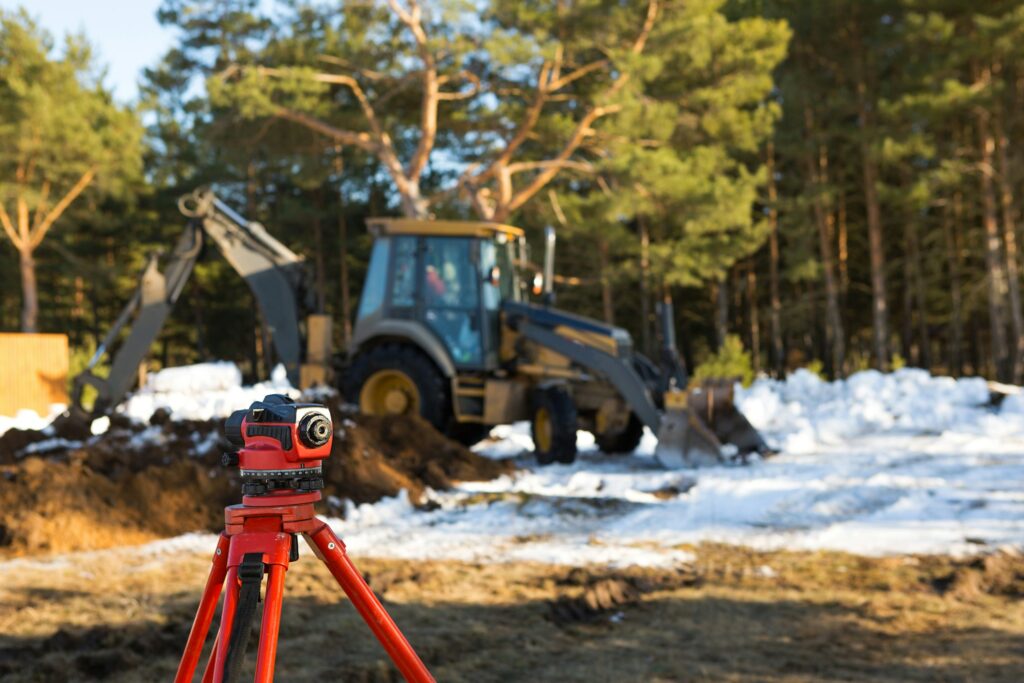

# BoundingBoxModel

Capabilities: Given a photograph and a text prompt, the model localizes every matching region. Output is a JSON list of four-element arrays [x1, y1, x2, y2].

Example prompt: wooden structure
[[0, 332, 69, 416]]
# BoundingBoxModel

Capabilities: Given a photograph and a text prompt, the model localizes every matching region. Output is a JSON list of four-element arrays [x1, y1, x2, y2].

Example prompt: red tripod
[[174, 499, 435, 683]]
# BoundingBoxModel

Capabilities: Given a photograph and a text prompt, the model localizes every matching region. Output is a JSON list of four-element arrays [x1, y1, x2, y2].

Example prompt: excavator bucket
[[654, 381, 769, 469]]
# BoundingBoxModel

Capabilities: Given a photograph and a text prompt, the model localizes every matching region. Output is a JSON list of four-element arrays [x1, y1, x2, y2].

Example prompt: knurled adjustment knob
[[221, 452, 240, 467]]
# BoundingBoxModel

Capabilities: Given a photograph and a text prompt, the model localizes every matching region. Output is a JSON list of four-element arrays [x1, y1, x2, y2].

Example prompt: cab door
[[421, 236, 486, 368]]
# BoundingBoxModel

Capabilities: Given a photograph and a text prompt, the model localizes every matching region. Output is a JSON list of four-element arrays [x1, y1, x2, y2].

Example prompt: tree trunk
[[969, 311, 984, 377], [335, 150, 352, 344], [944, 199, 964, 376], [746, 263, 760, 373], [856, 78, 889, 370], [994, 110, 1024, 382], [639, 217, 652, 356], [766, 143, 784, 376], [18, 246, 38, 333], [901, 254, 914, 365], [714, 278, 728, 348], [598, 237, 615, 325], [312, 188, 327, 314], [976, 79, 1012, 381], [803, 118, 845, 378], [246, 293, 258, 379], [837, 191, 849, 301], [193, 278, 207, 360], [731, 266, 743, 341], [907, 217, 931, 370]]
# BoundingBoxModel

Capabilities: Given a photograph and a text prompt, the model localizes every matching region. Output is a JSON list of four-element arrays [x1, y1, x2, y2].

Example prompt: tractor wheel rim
[[360, 370, 421, 416], [534, 407, 553, 452]]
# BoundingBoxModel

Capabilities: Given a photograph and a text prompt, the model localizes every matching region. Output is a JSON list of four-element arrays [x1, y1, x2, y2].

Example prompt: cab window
[[356, 237, 389, 320], [422, 237, 481, 366], [390, 236, 418, 308]]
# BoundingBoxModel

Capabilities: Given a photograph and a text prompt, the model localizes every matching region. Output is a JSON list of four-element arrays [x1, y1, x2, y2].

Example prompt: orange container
[[0, 332, 69, 416]]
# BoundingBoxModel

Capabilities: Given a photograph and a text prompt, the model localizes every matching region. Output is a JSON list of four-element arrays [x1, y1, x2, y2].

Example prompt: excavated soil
[[0, 403, 512, 558]]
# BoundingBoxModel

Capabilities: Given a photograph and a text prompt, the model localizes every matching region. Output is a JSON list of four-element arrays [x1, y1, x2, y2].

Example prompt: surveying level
[[174, 395, 434, 683]]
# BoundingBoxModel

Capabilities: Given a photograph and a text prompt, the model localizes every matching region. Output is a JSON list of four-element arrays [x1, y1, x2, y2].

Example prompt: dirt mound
[[0, 404, 513, 558], [326, 411, 511, 505], [930, 550, 1024, 600]]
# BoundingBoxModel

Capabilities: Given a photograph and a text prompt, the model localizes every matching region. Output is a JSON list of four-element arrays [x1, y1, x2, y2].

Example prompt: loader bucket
[[654, 407, 728, 468], [654, 380, 769, 469]]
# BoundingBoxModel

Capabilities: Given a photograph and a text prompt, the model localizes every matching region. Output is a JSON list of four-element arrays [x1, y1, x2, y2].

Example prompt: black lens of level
[[298, 413, 332, 448]]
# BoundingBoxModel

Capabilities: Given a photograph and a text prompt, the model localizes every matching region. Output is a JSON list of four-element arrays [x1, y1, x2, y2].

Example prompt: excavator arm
[[70, 189, 313, 420], [178, 190, 311, 385]]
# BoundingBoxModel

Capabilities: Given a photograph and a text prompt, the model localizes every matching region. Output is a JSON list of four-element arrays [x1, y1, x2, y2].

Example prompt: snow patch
[[0, 404, 66, 438], [118, 362, 298, 423], [313, 369, 1024, 563], [735, 368, 1015, 452]]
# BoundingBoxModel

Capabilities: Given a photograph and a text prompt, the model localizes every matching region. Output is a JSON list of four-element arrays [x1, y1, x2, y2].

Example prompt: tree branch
[[275, 107, 379, 151], [32, 180, 50, 231], [437, 70, 481, 101], [256, 66, 389, 143], [548, 189, 568, 226], [507, 159, 595, 175], [17, 196, 29, 243], [387, 0, 438, 184], [316, 54, 387, 81], [498, 1, 656, 217], [30, 166, 97, 249], [462, 61, 554, 191], [504, 105, 619, 216], [0, 202, 20, 249], [548, 59, 609, 91], [632, 0, 659, 54]]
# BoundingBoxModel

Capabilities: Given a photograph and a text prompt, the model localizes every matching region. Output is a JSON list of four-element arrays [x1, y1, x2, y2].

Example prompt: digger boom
[[70, 190, 315, 420]]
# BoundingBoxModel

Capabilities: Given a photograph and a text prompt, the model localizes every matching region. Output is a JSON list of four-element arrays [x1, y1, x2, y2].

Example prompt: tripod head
[[223, 394, 333, 505]]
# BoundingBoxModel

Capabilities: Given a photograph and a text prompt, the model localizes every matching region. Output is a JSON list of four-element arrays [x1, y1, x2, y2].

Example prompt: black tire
[[530, 386, 578, 465], [343, 344, 449, 431], [595, 413, 645, 454]]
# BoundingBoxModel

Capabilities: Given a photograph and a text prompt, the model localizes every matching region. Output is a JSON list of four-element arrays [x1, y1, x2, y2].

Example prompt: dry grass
[[0, 543, 1021, 682]]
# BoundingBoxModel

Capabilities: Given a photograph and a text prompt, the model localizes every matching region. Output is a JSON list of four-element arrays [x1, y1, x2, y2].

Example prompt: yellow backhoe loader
[[343, 218, 768, 467], [62, 190, 765, 468]]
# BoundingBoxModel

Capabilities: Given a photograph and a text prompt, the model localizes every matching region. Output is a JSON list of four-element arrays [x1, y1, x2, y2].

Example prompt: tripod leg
[[175, 534, 230, 683], [200, 632, 218, 683], [210, 565, 241, 683], [253, 563, 287, 683], [307, 524, 435, 683]]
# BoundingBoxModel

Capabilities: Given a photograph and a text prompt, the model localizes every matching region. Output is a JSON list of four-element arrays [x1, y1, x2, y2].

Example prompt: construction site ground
[[0, 542, 1021, 682], [2, 368, 1023, 681]]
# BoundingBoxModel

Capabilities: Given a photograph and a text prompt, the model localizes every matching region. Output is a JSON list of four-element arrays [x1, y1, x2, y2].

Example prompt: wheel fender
[[350, 320, 457, 378]]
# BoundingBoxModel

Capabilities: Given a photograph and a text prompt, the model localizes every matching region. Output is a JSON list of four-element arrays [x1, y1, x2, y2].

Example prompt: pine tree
[[0, 11, 143, 332]]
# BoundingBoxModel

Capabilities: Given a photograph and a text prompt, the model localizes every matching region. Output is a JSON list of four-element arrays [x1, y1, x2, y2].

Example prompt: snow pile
[[0, 404, 66, 438], [324, 420, 1024, 562], [144, 361, 244, 394], [735, 368, 1012, 453], [118, 362, 299, 422], [1001, 391, 1024, 416], [316, 369, 1024, 564]]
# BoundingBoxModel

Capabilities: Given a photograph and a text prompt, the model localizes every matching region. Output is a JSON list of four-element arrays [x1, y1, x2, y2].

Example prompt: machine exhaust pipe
[[542, 226, 556, 305]]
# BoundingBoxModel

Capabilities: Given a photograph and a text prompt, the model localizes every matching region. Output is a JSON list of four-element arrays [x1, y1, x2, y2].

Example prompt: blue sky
[[2, 1, 174, 103]]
